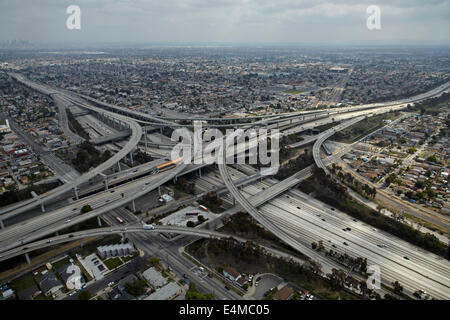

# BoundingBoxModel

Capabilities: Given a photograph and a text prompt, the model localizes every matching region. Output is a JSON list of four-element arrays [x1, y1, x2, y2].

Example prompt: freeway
[[313, 116, 365, 174], [0, 224, 243, 263], [197, 166, 450, 299], [0, 91, 441, 252], [1, 75, 144, 220]]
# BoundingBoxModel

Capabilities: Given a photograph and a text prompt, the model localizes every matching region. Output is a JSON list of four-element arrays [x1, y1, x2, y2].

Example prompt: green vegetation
[[147, 256, 161, 267], [51, 256, 71, 271], [80, 205, 92, 213], [72, 141, 112, 173], [0, 182, 60, 208], [331, 164, 376, 199], [103, 257, 123, 270], [78, 290, 92, 300], [299, 168, 449, 259], [185, 282, 214, 300], [34, 294, 53, 300], [275, 149, 313, 180], [406, 92, 450, 116], [199, 192, 224, 213], [9, 273, 36, 293], [187, 221, 195, 228], [187, 238, 363, 300], [220, 212, 279, 243], [67, 109, 90, 140], [333, 111, 401, 143], [175, 177, 196, 195], [125, 279, 147, 296]]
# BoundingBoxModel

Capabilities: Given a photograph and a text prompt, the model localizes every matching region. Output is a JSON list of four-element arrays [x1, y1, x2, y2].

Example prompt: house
[[58, 264, 85, 288], [18, 285, 41, 300], [273, 285, 294, 300], [223, 266, 241, 282], [97, 243, 135, 259], [38, 272, 63, 296], [142, 267, 167, 289], [144, 282, 182, 300], [1, 288, 16, 300]]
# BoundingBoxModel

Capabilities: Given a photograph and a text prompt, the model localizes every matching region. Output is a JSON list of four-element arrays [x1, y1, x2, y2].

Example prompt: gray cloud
[[0, 0, 449, 45]]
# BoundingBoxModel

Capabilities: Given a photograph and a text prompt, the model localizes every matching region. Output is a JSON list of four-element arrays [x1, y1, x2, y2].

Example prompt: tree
[[80, 205, 92, 213], [187, 221, 195, 228], [125, 279, 147, 296], [148, 256, 160, 267], [78, 290, 92, 300], [392, 281, 403, 295]]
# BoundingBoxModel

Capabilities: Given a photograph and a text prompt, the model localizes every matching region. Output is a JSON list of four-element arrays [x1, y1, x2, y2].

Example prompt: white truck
[[143, 223, 155, 230]]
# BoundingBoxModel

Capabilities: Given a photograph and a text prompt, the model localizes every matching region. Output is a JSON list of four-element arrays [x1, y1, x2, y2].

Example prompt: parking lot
[[251, 274, 283, 299], [78, 253, 107, 280]]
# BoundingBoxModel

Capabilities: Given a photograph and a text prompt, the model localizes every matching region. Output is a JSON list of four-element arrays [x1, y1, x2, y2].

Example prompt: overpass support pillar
[[25, 253, 30, 264], [198, 168, 202, 178], [158, 186, 161, 196], [55, 231, 59, 236], [80, 239, 83, 248], [144, 126, 148, 149], [117, 161, 121, 171], [41, 202, 45, 213], [97, 216, 102, 227], [0, 220, 4, 229], [74, 187, 79, 200], [130, 151, 134, 165], [132, 199, 136, 213], [121, 233, 126, 242]]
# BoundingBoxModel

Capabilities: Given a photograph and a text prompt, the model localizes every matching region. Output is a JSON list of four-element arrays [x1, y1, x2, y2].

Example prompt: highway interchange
[[0, 74, 449, 300]]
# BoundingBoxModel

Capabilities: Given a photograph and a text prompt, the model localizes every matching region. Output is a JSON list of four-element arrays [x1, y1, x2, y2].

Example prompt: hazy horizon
[[1, 1, 449, 47]]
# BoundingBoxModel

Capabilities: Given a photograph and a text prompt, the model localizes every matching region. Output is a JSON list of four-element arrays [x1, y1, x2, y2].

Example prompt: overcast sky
[[1, 0, 449, 46]]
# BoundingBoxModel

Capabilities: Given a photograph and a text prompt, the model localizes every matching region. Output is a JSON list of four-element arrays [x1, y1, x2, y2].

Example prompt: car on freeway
[[297, 206, 301, 209], [322, 218, 326, 221], [330, 208, 335, 211], [403, 256, 409, 260], [121, 228, 127, 231], [46, 240, 52, 243], [332, 244, 337, 248], [108, 282, 115, 286], [66, 219, 71, 223], [68, 234, 74, 238], [346, 227, 351, 231], [342, 228, 347, 231], [110, 190, 115, 193], [343, 242, 349, 246], [352, 219, 357, 222], [72, 208, 78, 211], [225, 285, 230, 291]]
